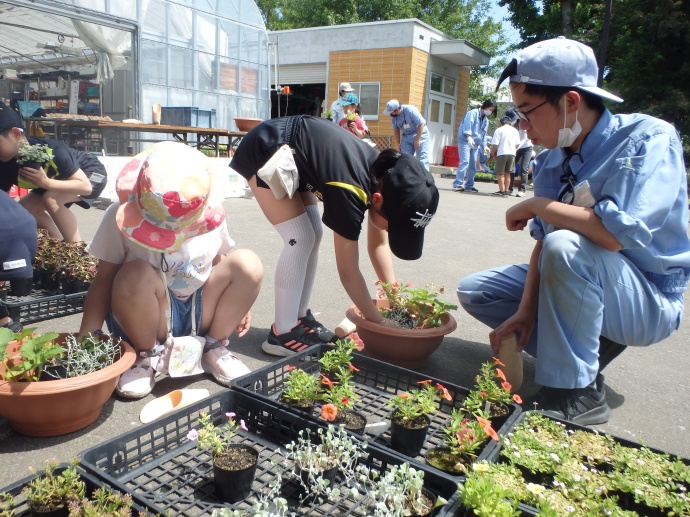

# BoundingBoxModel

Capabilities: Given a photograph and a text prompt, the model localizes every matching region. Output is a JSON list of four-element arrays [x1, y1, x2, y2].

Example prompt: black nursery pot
[[213, 444, 259, 503], [29, 504, 68, 517], [63, 279, 90, 294], [41, 270, 61, 291], [390, 415, 431, 457], [335, 410, 367, 435], [9, 277, 33, 296]]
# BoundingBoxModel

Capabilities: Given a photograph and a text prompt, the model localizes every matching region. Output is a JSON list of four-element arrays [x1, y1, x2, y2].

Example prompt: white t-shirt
[[492, 124, 521, 157], [87, 202, 235, 301]]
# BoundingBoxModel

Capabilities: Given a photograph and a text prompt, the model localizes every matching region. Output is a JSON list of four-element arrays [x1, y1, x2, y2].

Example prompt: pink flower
[[226, 412, 236, 419], [187, 429, 199, 441], [513, 394, 523, 404], [285, 365, 297, 371], [239, 419, 248, 431]]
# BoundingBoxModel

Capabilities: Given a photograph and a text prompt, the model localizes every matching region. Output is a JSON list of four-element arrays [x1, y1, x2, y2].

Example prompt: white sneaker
[[202, 340, 251, 386], [516, 191, 525, 197], [116, 344, 169, 399]]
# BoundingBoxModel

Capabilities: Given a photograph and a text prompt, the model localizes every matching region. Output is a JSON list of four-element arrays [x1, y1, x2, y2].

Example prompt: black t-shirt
[[0, 137, 105, 192], [230, 116, 379, 241]]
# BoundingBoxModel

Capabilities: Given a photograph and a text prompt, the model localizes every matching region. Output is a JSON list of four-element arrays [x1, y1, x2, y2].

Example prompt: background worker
[[383, 99, 430, 171]]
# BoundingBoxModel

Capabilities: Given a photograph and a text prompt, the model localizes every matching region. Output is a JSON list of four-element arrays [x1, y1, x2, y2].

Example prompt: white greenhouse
[[0, 0, 270, 152]]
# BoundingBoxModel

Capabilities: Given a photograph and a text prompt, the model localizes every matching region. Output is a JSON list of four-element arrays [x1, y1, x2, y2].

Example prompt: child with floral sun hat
[[78, 141, 263, 399]]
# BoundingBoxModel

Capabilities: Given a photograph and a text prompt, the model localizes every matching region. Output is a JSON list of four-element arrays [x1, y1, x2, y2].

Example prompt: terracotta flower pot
[[233, 117, 263, 132], [0, 333, 136, 437], [345, 299, 457, 369]]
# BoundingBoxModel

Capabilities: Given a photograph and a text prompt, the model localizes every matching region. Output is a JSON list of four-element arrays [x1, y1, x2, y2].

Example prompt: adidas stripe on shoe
[[262, 324, 322, 357]]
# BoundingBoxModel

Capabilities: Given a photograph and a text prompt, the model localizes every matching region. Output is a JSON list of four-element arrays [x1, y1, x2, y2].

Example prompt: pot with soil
[[212, 443, 260, 503]]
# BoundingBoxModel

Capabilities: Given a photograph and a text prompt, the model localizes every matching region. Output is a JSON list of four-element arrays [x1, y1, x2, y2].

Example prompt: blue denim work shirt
[[530, 109, 690, 294], [390, 105, 428, 140], [458, 108, 489, 148]]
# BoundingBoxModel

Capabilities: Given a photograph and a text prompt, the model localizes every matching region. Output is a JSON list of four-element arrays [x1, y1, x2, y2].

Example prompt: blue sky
[[489, 2, 521, 49]]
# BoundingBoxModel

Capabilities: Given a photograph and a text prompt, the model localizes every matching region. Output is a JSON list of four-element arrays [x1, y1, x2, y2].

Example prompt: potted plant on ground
[[387, 379, 452, 457], [22, 460, 86, 516], [278, 365, 320, 412], [67, 486, 137, 516], [16, 143, 56, 189], [187, 411, 259, 503], [0, 328, 135, 436], [425, 409, 499, 475], [345, 281, 458, 368], [0, 492, 13, 517], [318, 338, 358, 380]]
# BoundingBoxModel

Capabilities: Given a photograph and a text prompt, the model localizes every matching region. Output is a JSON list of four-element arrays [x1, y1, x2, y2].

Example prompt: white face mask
[[556, 97, 581, 148], [482, 109, 493, 117]]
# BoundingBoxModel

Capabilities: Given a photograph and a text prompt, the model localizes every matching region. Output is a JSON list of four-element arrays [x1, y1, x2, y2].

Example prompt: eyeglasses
[[388, 109, 400, 117], [558, 154, 576, 205], [514, 100, 550, 122]]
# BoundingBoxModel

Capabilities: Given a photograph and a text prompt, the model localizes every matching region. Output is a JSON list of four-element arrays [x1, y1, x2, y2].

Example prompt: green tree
[[498, 0, 690, 151], [255, 0, 512, 105]]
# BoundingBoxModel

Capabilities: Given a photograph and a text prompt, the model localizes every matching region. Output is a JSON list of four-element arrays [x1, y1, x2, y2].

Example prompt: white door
[[426, 74, 456, 165]]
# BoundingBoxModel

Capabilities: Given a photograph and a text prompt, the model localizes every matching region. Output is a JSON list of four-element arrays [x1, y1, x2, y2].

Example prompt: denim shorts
[[105, 288, 204, 348]]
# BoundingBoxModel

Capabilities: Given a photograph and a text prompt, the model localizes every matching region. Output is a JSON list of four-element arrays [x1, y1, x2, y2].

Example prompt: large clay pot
[[0, 333, 135, 436], [345, 299, 457, 369], [233, 117, 263, 132]]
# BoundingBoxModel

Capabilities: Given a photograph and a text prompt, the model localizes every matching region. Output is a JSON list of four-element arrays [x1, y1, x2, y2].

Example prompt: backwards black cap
[[381, 154, 439, 260], [0, 102, 23, 132]]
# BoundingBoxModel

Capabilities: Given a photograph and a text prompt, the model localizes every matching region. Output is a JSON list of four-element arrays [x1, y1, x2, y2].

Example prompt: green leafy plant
[[388, 379, 451, 423], [187, 411, 247, 459], [461, 357, 522, 419], [318, 338, 358, 376], [67, 486, 135, 517], [0, 491, 14, 517], [0, 327, 63, 382], [318, 368, 360, 422], [279, 366, 320, 406], [211, 473, 289, 517], [16, 143, 57, 189], [375, 281, 457, 329], [442, 410, 499, 459], [22, 460, 86, 514]]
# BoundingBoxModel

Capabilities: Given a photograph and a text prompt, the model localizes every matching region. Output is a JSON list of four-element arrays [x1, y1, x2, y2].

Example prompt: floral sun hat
[[115, 141, 226, 252]]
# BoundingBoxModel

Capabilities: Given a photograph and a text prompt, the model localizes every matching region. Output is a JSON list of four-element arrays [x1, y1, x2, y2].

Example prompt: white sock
[[299, 204, 323, 317], [274, 212, 316, 334]]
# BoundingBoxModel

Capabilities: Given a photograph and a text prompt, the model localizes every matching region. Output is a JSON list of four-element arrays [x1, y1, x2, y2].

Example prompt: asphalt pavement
[[1, 171, 688, 488]]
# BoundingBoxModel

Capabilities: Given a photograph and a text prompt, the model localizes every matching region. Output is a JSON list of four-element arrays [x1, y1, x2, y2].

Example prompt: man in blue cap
[[458, 37, 690, 425], [384, 99, 430, 171]]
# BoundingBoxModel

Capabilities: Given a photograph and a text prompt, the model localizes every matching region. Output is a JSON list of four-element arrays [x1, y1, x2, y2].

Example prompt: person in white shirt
[[490, 116, 521, 197], [330, 82, 355, 124]]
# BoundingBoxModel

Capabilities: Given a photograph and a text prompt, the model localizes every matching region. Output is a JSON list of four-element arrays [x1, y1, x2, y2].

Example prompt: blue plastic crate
[[161, 106, 217, 128]]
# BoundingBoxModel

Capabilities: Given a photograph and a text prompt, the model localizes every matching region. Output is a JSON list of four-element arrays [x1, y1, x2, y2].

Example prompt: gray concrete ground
[[1, 171, 689, 488]]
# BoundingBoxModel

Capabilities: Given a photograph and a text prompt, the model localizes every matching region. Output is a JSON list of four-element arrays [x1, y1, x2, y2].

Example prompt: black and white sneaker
[[262, 324, 323, 357], [299, 309, 338, 343], [523, 377, 611, 426]]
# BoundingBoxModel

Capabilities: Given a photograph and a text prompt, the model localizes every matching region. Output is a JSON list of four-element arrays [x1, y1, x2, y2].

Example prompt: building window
[[430, 73, 455, 98], [349, 82, 380, 121]]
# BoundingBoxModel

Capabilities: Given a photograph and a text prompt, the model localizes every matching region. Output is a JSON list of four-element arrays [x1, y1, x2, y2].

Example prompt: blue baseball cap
[[338, 92, 359, 106], [509, 37, 623, 103]]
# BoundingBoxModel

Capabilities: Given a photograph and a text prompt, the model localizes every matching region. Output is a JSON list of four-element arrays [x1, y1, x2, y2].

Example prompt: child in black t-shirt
[[0, 103, 107, 242], [230, 116, 440, 357]]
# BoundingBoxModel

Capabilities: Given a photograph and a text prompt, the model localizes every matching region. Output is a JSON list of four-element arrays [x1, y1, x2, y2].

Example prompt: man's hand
[[489, 308, 536, 354], [505, 199, 536, 231], [19, 165, 49, 189], [467, 136, 475, 147]]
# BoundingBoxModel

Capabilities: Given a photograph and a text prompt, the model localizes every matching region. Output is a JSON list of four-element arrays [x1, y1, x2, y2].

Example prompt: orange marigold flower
[[285, 365, 296, 371], [493, 357, 505, 367], [320, 374, 336, 386], [501, 381, 512, 391], [513, 394, 523, 404], [321, 404, 338, 422], [398, 392, 411, 400], [347, 363, 360, 372], [417, 379, 432, 386], [496, 368, 507, 382]]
